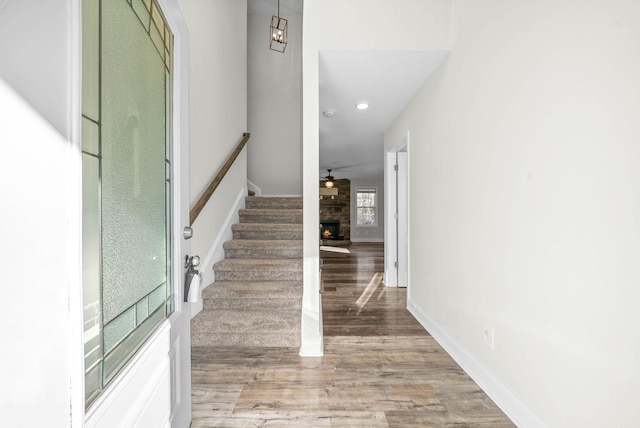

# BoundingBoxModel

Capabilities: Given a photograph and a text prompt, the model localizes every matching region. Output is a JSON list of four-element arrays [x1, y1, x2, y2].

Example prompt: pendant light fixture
[[270, 0, 288, 53]]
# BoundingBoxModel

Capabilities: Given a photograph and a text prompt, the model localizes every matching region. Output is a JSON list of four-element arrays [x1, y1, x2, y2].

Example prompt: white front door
[[81, 0, 191, 425]]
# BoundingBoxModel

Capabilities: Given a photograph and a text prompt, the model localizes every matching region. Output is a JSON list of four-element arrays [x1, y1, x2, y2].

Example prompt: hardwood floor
[[191, 243, 514, 427], [321, 243, 425, 337]]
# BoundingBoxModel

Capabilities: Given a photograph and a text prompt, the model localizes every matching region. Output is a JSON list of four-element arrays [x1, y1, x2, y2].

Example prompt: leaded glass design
[[81, 0, 174, 409]]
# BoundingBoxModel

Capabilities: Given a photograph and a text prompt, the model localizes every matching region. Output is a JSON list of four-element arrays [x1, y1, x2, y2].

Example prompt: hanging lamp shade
[[270, 0, 288, 53]]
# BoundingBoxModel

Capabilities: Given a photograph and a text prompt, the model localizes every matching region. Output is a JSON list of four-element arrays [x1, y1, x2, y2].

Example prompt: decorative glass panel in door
[[82, 0, 174, 408]]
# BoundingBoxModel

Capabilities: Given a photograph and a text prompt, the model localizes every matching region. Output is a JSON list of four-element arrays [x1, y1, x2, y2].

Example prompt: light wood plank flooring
[[191, 243, 514, 427]]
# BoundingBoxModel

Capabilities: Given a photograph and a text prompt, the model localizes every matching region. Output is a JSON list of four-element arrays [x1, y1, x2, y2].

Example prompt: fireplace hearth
[[320, 219, 343, 240]]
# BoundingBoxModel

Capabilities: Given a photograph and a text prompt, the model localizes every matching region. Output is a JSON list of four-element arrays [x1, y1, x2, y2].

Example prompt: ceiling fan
[[321, 169, 335, 188]]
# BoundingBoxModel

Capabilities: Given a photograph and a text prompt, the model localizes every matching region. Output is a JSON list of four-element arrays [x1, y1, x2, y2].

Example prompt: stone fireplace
[[319, 178, 351, 242]]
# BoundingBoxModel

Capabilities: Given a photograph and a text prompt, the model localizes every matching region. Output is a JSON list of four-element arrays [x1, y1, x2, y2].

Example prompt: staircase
[[191, 196, 303, 348]]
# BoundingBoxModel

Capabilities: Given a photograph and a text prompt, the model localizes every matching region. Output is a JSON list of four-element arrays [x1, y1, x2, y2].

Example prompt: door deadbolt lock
[[183, 226, 193, 240]]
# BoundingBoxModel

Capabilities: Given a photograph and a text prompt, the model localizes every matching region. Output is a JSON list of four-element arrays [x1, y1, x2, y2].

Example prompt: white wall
[[247, 11, 302, 196], [385, 0, 640, 426], [0, 78, 82, 428], [177, 0, 248, 278], [0, 0, 73, 136], [0, 1, 83, 426], [302, 0, 452, 355], [350, 179, 385, 242]]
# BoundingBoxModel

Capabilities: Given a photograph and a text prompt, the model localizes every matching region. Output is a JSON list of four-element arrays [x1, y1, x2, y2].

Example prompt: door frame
[[384, 131, 410, 292], [156, 0, 192, 426]]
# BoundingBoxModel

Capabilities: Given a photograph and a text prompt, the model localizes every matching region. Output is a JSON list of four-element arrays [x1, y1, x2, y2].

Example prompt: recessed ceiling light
[[356, 103, 369, 110], [323, 110, 335, 118]]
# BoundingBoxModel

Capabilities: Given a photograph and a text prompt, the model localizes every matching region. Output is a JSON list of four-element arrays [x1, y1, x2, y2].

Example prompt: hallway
[[191, 243, 513, 427]]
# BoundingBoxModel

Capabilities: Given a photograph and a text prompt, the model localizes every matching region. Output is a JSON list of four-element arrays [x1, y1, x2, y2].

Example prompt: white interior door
[[384, 151, 398, 287], [397, 151, 408, 288], [384, 134, 410, 289]]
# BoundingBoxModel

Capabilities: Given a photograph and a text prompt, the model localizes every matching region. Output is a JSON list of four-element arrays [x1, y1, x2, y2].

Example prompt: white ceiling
[[319, 50, 449, 181], [246, 1, 448, 182], [248, 0, 303, 15]]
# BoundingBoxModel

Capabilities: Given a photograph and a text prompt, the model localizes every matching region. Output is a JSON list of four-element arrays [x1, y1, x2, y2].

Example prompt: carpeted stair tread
[[245, 196, 303, 209], [191, 311, 301, 347], [214, 258, 303, 271], [202, 280, 303, 299], [223, 239, 302, 249], [223, 239, 302, 259], [193, 310, 300, 331], [215, 271, 302, 281], [232, 223, 303, 240], [239, 208, 303, 224], [204, 296, 302, 310], [191, 332, 301, 348], [214, 259, 303, 281]]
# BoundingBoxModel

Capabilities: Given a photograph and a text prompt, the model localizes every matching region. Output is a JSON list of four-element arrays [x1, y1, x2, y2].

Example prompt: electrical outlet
[[483, 325, 495, 350]]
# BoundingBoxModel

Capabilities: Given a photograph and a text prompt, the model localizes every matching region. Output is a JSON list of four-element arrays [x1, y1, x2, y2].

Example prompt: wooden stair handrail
[[190, 132, 251, 225]]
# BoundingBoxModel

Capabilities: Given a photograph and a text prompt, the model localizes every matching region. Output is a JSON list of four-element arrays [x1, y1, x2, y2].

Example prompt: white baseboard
[[190, 187, 246, 319], [247, 179, 262, 196], [350, 237, 384, 243], [299, 338, 324, 357], [382, 277, 398, 288], [200, 186, 246, 286], [299, 306, 324, 357], [190, 298, 203, 318], [407, 300, 548, 428]]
